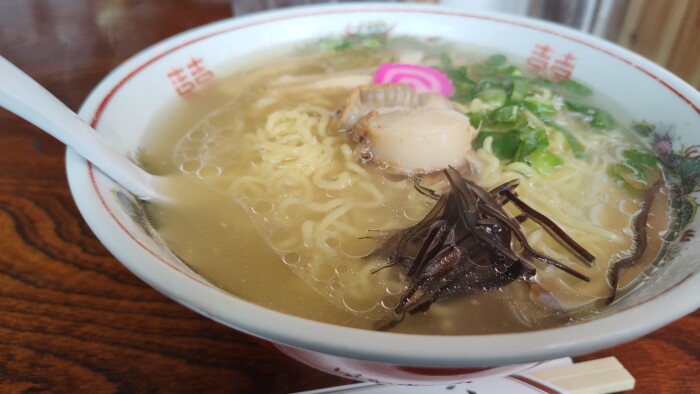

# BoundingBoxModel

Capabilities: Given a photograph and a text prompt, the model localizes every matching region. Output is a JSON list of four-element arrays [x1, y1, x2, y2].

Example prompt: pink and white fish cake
[[374, 63, 454, 97]]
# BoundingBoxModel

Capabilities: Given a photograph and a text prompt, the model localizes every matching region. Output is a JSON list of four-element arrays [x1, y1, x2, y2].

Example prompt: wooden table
[[0, 1, 697, 392]]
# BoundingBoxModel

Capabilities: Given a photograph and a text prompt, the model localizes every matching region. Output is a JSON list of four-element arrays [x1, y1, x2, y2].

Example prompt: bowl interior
[[67, 3, 700, 366]]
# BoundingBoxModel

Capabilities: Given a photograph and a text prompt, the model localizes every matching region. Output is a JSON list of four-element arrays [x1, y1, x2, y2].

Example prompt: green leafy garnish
[[470, 106, 526, 132], [320, 22, 389, 52], [473, 130, 520, 160], [565, 101, 616, 130], [440, 54, 477, 103], [439, 53, 453, 69], [523, 95, 556, 116], [438, 53, 619, 172], [624, 149, 658, 168], [485, 54, 507, 67], [531, 112, 586, 158], [320, 37, 352, 51], [486, 105, 527, 129], [555, 79, 593, 98], [529, 77, 554, 89], [497, 65, 521, 77], [631, 121, 655, 137], [468, 110, 487, 128], [608, 148, 660, 191], [509, 78, 529, 103], [514, 128, 549, 162], [477, 88, 507, 107], [526, 146, 564, 176], [474, 126, 562, 175]]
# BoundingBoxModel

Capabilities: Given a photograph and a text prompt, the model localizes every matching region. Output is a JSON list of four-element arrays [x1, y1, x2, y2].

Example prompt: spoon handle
[[0, 55, 159, 199]]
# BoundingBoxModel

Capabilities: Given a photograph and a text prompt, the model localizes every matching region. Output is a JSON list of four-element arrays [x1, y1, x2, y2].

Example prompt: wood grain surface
[[0, 1, 698, 393], [618, 0, 700, 88]]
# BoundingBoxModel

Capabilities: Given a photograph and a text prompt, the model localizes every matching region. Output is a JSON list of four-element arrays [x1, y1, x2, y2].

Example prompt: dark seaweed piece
[[445, 169, 590, 281], [373, 168, 592, 330], [375, 193, 449, 267], [502, 189, 595, 264], [413, 177, 441, 200], [606, 180, 664, 304]]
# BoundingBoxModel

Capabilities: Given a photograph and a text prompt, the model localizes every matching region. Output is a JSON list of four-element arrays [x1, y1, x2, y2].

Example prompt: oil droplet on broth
[[380, 294, 400, 310], [325, 237, 340, 249], [252, 200, 274, 214], [334, 264, 348, 275], [188, 128, 208, 142], [241, 183, 268, 199], [180, 160, 202, 173], [343, 285, 380, 313], [310, 262, 336, 282], [329, 278, 343, 292], [271, 227, 303, 252], [279, 202, 306, 221], [197, 165, 221, 179], [282, 252, 300, 266], [182, 148, 200, 160], [404, 204, 429, 221], [339, 237, 376, 258]]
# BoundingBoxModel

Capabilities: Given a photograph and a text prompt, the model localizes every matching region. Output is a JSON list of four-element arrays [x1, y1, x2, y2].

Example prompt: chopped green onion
[[468, 110, 488, 128], [556, 79, 593, 97], [477, 88, 507, 107], [509, 78, 529, 102], [320, 22, 389, 52], [589, 111, 615, 130], [486, 54, 507, 67], [565, 101, 616, 130], [523, 96, 557, 116], [472, 63, 497, 79], [497, 65, 521, 76], [514, 128, 548, 162], [487, 105, 526, 128], [608, 148, 661, 191], [361, 38, 383, 49], [451, 73, 477, 102], [473, 131, 520, 160], [476, 79, 506, 92], [471, 105, 527, 131], [535, 114, 586, 158], [529, 77, 554, 89], [526, 146, 563, 176], [631, 121, 655, 137], [440, 54, 476, 102], [608, 164, 647, 191], [439, 53, 454, 69], [623, 148, 657, 169], [320, 37, 350, 51]]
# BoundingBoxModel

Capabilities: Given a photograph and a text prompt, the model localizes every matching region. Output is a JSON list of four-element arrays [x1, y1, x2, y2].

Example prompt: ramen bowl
[[66, 3, 700, 385]]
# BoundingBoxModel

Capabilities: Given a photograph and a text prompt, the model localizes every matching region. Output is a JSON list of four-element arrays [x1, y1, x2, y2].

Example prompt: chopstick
[[295, 356, 635, 394], [518, 356, 636, 394]]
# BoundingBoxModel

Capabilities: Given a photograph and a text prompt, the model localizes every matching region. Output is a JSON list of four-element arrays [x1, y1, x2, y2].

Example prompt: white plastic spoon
[[0, 55, 160, 199]]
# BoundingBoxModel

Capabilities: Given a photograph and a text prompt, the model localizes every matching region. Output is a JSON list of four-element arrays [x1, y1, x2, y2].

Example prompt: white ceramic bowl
[[66, 3, 700, 384]]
